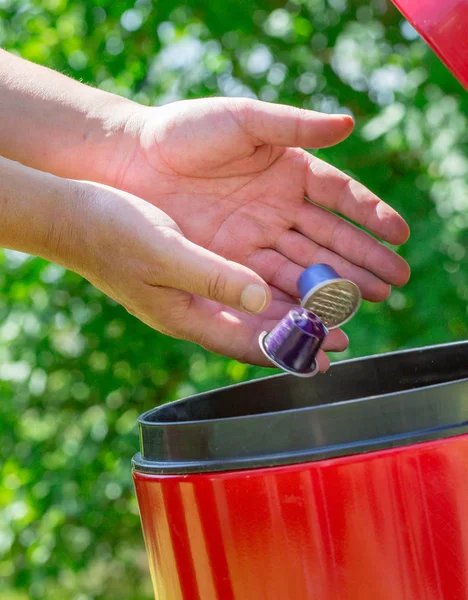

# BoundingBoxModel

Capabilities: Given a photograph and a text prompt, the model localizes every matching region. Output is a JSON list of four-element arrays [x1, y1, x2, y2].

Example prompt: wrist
[[71, 93, 147, 187], [0, 50, 149, 186], [0, 157, 84, 271]]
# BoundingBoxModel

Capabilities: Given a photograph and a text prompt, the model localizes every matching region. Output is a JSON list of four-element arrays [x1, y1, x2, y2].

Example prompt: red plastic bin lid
[[392, 0, 468, 89]]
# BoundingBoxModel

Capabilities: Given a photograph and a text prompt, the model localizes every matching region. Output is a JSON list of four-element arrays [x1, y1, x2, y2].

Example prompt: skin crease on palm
[[103, 97, 411, 370]]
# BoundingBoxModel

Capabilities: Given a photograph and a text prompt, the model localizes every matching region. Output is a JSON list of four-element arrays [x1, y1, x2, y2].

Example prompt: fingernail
[[241, 284, 267, 314]]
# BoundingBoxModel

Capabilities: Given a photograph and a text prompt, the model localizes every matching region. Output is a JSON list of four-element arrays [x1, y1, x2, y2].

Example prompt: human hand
[[71, 181, 348, 369], [0, 56, 408, 369], [110, 97, 410, 307]]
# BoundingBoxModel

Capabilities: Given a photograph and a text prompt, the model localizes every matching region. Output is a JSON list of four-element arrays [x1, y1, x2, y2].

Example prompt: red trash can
[[133, 341, 468, 600], [392, 0, 468, 90]]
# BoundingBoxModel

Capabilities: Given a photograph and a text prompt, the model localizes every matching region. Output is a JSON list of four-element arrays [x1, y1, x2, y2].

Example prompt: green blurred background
[[0, 0, 467, 598]]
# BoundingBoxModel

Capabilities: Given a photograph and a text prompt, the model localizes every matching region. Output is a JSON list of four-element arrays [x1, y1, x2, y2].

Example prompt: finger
[[261, 307, 349, 353], [208, 302, 349, 353], [284, 207, 410, 287], [247, 248, 391, 302], [305, 154, 410, 245], [236, 98, 355, 149], [258, 297, 298, 321], [162, 235, 271, 314], [322, 328, 349, 353], [179, 299, 347, 369], [316, 351, 330, 373], [270, 285, 299, 303]]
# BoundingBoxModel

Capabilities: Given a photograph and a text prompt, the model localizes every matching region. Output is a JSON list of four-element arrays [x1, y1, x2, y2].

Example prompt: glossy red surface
[[392, 0, 468, 89], [134, 434, 468, 600]]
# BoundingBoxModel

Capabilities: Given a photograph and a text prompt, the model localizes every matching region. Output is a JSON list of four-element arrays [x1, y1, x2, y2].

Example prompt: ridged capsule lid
[[298, 264, 361, 329]]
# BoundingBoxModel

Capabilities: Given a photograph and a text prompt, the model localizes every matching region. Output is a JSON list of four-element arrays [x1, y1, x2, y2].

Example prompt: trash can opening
[[133, 342, 468, 474], [146, 341, 468, 424]]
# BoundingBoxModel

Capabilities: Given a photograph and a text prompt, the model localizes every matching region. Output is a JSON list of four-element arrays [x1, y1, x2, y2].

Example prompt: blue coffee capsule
[[259, 307, 328, 377], [298, 264, 361, 329]]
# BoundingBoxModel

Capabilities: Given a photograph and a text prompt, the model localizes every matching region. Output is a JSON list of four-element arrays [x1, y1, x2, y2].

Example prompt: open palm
[[112, 98, 410, 366]]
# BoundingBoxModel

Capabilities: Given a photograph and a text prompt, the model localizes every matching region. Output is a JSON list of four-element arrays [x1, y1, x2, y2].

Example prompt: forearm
[[0, 50, 139, 183], [0, 155, 83, 268]]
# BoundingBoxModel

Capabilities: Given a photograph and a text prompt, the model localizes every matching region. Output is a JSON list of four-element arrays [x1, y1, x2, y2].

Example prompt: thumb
[[235, 98, 354, 149], [162, 235, 271, 314]]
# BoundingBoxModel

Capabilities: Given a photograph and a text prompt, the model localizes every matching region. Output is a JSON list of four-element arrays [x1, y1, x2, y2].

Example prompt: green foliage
[[0, 0, 467, 598]]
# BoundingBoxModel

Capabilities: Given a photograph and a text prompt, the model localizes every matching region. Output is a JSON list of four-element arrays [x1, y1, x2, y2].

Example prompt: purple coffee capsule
[[298, 264, 361, 329], [259, 307, 328, 377]]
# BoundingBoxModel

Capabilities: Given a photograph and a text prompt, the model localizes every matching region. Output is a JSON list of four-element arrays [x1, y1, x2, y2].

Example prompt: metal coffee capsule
[[259, 307, 328, 377], [298, 264, 361, 329]]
